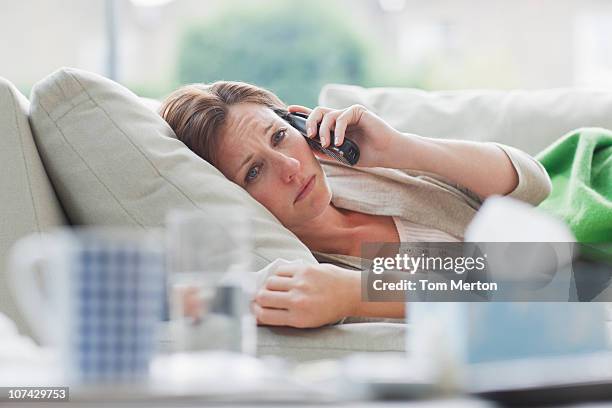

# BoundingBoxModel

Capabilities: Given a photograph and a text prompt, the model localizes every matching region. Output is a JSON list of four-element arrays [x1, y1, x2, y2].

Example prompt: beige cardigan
[[313, 143, 553, 270]]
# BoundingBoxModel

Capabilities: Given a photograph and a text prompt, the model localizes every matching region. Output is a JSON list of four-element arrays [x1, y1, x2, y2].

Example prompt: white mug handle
[[8, 233, 57, 345]]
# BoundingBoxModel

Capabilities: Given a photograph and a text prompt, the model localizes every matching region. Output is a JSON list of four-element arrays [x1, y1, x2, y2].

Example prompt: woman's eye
[[244, 129, 285, 185], [245, 164, 261, 184], [272, 129, 286, 145]]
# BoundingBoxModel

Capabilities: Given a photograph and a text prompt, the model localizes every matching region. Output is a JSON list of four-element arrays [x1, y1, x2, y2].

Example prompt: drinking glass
[[165, 208, 256, 354]]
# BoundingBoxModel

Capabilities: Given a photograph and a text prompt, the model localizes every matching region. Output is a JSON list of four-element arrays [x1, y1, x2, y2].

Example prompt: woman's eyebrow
[[263, 122, 274, 135], [234, 121, 276, 179], [237, 153, 254, 179]]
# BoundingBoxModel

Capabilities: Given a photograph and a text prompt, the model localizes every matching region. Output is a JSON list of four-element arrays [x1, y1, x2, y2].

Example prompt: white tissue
[[465, 195, 575, 243]]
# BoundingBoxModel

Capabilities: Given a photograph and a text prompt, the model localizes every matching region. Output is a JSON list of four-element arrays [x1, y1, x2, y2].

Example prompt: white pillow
[[319, 84, 612, 155], [29, 67, 316, 269]]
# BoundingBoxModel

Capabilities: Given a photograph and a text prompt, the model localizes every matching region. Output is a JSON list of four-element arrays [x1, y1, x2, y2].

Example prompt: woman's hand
[[253, 263, 359, 328], [287, 104, 404, 168]]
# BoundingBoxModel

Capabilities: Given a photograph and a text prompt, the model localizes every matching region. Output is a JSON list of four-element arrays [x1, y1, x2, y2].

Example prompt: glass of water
[[165, 207, 256, 354]]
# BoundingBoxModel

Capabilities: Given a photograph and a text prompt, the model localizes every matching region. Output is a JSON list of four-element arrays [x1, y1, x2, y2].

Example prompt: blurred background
[[4, 0, 612, 107]]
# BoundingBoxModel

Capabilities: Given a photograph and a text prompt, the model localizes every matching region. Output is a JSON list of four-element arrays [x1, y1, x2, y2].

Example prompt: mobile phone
[[277, 110, 360, 166]]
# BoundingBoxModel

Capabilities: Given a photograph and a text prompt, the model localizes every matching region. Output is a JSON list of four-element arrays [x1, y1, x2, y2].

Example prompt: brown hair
[[159, 81, 285, 167]]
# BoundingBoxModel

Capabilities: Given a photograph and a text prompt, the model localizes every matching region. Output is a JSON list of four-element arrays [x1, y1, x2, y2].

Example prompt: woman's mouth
[[294, 175, 315, 204]]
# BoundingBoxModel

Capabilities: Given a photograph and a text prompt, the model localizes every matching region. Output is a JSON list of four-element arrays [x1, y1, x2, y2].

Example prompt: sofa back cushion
[[319, 84, 612, 155], [0, 78, 66, 338], [28, 68, 316, 270]]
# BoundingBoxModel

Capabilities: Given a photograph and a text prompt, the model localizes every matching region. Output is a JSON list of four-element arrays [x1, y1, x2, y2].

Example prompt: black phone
[[276, 110, 360, 166]]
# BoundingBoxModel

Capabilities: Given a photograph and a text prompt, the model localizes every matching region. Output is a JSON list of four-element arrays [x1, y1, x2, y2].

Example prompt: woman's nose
[[274, 153, 301, 183]]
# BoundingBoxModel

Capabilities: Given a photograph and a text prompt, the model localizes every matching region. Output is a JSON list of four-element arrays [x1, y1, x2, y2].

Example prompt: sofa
[[3, 68, 612, 362]]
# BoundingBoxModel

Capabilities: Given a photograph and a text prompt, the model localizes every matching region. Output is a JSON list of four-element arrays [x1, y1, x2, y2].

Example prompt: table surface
[[4, 399, 612, 408], [6, 351, 612, 407]]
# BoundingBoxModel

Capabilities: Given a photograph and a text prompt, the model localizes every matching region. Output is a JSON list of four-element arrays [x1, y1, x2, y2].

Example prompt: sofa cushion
[[319, 84, 612, 155], [0, 78, 66, 338], [153, 321, 407, 362], [28, 68, 316, 270], [257, 323, 406, 362]]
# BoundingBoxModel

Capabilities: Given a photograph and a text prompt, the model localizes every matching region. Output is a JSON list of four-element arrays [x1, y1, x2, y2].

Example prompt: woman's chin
[[284, 191, 332, 229], [306, 190, 333, 220]]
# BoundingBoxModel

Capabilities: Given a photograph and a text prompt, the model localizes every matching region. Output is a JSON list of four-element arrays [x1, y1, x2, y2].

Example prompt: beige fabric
[[0, 77, 66, 338], [392, 216, 461, 242], [319, 84, 612, 156], [28, 68, 316, 270], [312, 143, 552, 270]]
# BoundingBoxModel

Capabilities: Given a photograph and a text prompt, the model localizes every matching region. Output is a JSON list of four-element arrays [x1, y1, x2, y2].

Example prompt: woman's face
[[215, 103, 332, 229]]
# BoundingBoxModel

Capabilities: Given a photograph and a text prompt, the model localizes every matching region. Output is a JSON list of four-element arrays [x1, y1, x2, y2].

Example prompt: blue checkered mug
[[9, 228, 166, 384]]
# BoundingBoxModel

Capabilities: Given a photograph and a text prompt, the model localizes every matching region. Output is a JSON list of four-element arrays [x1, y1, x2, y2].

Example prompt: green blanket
[[536, 127, 612, 247]]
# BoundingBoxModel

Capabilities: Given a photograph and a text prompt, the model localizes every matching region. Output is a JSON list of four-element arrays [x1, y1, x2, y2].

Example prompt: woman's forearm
[[381, 133, 519, 200]]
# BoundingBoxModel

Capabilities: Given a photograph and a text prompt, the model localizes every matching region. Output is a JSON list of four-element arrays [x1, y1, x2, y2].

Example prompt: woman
[[159, 81, 552, 328]]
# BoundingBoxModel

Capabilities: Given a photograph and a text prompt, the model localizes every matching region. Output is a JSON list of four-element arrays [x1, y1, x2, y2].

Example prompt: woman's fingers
[[265, 275, 293, 291], [334, 105, 365, 147], [318, 110, 343, 148], [305, 106, 332, 139], [274, 266, 296, 277], [253, 303, 291, 326], [255, 289, 291, 308], [287, 105, 311, 114], [299, 105, 365, 147]]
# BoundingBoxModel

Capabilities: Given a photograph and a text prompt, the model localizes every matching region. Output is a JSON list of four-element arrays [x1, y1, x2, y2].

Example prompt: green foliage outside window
[[176, 1, 373, 107]]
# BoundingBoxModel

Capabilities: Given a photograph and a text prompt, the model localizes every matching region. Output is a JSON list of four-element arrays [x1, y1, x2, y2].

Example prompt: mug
[[9, 228, 166, 384]]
